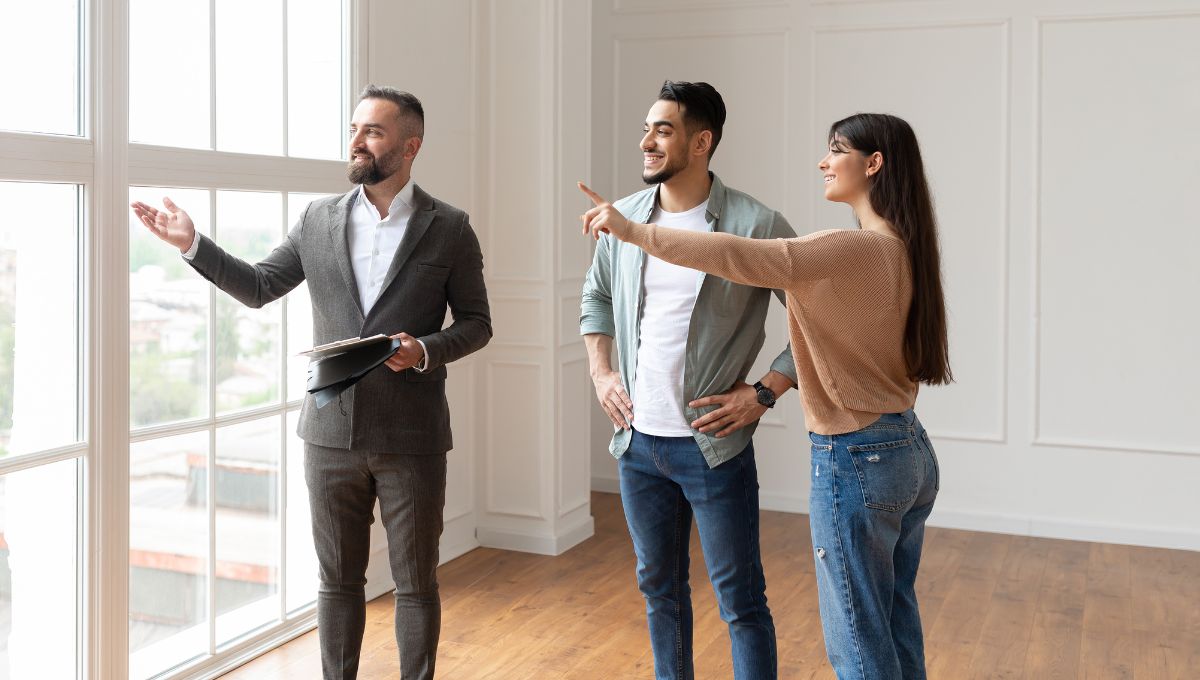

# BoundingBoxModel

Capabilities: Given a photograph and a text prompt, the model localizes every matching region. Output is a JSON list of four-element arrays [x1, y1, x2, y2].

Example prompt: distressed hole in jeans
[[816, 547, 826, 559], [866, 454, 881, 463]]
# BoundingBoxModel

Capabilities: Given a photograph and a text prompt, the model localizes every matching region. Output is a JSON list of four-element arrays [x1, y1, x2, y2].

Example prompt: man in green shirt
[[580, 80, 797, 680]]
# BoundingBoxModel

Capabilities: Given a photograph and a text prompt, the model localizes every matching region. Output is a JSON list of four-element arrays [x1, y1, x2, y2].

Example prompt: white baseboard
[[592, 480, 1200, 552], [927, 507, 1200, 552], [365, 511, 480, 601], [476, 513, 596, 556]]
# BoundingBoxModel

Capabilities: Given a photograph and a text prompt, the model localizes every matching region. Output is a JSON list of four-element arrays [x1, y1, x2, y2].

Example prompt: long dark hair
[[829, 113, 952, 385]]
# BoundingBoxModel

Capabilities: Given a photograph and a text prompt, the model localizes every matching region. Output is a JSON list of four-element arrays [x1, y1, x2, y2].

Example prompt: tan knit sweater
[[624, 224, 918, 435]]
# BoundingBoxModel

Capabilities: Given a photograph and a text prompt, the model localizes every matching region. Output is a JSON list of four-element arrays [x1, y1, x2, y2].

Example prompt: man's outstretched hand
[[131, 197, 197, 252]]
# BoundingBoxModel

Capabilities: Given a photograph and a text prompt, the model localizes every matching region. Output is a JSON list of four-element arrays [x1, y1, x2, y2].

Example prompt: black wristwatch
[[753, 381, 777, 408]]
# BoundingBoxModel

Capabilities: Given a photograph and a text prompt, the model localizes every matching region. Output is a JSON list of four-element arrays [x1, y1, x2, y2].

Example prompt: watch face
[[756, 386, 775, 407]]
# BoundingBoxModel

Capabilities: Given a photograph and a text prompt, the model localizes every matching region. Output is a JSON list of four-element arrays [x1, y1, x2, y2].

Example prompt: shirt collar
[[636, 172, 726, 223], [355, 179, 416, 219]]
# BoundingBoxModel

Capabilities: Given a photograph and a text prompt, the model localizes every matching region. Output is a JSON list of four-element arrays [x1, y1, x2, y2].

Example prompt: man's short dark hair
[[657, 80, 726, 159], [359, 84, 425, 139]]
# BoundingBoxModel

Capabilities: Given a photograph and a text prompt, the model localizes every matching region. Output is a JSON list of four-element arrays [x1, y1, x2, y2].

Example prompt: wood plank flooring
[[222, 492, 1200, 679]]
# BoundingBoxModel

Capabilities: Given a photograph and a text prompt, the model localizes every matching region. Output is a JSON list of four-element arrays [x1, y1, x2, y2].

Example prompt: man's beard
[[347, 148, 402, 185], [642, 154, 686, 185]]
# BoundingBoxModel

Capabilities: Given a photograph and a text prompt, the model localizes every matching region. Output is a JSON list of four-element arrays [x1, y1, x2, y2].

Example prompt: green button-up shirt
[[580, 173, 798, 468]]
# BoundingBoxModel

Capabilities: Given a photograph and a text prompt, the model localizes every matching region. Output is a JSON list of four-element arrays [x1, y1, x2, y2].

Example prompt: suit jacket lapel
[[375, 184, 436, 303], [328, 191, 364, 318]]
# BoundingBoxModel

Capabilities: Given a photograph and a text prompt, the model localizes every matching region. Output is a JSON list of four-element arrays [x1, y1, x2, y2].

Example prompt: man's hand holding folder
[[301, 332, 426, 408]]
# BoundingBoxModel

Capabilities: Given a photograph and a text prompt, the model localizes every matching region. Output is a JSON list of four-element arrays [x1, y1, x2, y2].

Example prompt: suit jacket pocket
[[415, 263, 451, 284]]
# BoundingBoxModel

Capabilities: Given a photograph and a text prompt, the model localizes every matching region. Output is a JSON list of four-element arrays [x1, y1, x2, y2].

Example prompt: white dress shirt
[[183, 180, 430, 370], [348, 181, 414, 313], [347, 181, 430, 370]]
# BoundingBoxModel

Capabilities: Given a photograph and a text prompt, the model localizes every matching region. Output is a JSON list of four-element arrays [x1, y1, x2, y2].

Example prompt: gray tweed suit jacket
[[187, 184, 492, 454]]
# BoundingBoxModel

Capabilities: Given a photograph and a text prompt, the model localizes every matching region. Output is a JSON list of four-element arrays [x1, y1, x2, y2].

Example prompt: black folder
[[303, 335, 402, 408]]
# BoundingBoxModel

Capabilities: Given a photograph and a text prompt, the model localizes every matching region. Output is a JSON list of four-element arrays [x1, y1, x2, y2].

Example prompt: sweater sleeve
[[622, 222, 854, 291]]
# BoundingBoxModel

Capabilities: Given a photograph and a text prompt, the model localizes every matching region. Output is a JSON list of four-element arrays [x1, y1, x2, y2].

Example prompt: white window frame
[[0, 0, 370, 677]]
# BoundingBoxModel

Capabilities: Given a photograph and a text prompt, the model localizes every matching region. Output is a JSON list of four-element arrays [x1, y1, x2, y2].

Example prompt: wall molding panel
[[471, 0, 596, 556], [1031, 10, 1200, 459], [586, 0, 1199, 551]]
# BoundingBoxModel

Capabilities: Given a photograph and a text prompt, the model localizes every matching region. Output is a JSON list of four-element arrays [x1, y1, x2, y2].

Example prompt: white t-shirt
[[632, 199, 710, 437]]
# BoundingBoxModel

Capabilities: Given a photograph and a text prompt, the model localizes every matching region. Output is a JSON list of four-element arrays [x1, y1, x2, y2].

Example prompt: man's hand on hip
[[689, 381, 767, 438], [591, 368, 633, 430], [385, 332, 425, 372]]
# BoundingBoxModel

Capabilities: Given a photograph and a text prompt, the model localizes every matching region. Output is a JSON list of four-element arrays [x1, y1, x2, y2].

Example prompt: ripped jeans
[[807, 410, 939, 680]]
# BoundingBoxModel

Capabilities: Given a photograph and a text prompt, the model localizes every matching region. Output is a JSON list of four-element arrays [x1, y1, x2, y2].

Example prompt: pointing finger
[[577, 181, 605, 206]]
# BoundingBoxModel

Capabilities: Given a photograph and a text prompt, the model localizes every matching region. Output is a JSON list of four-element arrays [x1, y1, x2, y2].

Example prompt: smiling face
[[346, 98, 411, 185], [817, 134, 874, 204], [640, 99, 699, 185]]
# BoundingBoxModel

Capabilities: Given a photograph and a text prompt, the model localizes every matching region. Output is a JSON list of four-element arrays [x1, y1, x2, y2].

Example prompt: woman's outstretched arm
[[579, 182, 845, 291]]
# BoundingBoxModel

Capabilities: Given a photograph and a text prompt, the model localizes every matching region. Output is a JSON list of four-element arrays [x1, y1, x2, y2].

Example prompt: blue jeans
[[618, 429, 776, 680], [808, 410, 940, 680]]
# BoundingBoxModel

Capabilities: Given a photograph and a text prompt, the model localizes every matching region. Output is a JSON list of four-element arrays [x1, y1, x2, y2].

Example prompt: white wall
[[588, 0, 1200, 551], [368, 0, 1199, 558], [365, 0, 482, 592], [366, 1, 597, 596], [466, 0, 596, 556]]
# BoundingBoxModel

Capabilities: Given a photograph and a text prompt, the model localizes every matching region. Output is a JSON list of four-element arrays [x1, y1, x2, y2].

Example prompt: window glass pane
[[216, 0, 283, 155], [284, 410, 316, 614], [215, 191, 282, 414], [215, 417, 280, 645], [130, 188, 211, 428], [129, 0, 211, 148], [287, 0, 344, 160], [0, 182, 80, 458], [0, 0, 80, 135], [0, 459, 80, 680], [129, 432, 209, 680], [285, 193, 328, 402]]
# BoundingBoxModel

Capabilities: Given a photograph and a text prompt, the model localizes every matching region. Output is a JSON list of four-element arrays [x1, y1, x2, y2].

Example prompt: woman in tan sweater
[[580, 113, 951, 680]]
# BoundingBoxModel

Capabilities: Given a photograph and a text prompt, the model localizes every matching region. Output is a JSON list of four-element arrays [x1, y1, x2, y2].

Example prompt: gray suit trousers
[[304, 443, 447, 680]]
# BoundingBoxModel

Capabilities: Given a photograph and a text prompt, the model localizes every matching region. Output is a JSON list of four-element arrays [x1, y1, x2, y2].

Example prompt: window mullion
[[92, 0, 132, 677], [281, 0, 289, 158], [209, 0, 217, 152], [278, 190, 288, 623], [207, 187, 218, 657]]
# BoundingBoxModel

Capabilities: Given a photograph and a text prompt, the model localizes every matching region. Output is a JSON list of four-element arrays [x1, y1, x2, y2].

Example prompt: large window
[[128, 189, 330, 679], [0, 0, 83, 136], [0, 0, 355, 677], [0, 100, 86, 680], [0, 9, 87, 680], [126, 0, 349, 676], [129, 0, 344, 159]]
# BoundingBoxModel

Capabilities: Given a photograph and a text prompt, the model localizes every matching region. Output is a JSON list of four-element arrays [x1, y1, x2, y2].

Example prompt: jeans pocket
[[846, 438, 919, 511]]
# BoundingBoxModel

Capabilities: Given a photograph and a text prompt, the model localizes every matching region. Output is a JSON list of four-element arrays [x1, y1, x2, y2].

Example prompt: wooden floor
[[223, 492, 1199, 679]]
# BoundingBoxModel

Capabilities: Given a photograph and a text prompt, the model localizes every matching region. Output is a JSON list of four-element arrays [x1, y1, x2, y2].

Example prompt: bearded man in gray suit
[[132, 85, 492, 680]]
